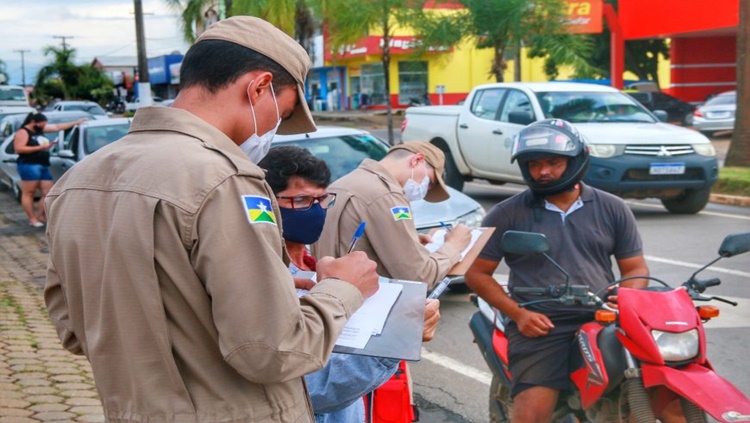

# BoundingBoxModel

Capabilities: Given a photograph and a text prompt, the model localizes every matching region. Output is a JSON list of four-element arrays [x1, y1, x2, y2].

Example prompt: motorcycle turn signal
[[697, 305, 720, 320], [595, 310, 617, 323]]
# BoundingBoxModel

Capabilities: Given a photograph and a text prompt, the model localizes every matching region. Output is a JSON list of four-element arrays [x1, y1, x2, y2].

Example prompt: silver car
[[273, 126, 486, 288], [49, 101, 111, 120], [0, 111, 93, 200], [48, 118, 132, 180], [693, 91, 736, 137]]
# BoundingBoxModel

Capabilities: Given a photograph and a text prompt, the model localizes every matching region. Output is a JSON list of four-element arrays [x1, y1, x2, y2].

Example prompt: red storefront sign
[[325, 36, 450, 61], [565, 0, 603, 34]]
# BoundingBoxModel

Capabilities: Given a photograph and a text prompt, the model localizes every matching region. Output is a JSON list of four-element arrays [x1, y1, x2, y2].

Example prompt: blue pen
[[347, 222, 366, 254], [439, 221, 453, 232]]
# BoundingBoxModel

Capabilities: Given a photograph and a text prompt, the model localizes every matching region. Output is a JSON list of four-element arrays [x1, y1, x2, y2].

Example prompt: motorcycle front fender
[[642, 363, 750, 422]]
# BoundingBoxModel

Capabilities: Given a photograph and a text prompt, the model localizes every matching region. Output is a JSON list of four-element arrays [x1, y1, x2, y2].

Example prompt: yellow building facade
[[309, 7, 671, 110]]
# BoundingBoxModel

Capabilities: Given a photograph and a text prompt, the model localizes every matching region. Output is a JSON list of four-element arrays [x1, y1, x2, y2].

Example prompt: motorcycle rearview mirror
[[687, 232, 750, 288], [718, 232, 750, 258], [500, 231, 549, 255], [501, 230, 572, 295]]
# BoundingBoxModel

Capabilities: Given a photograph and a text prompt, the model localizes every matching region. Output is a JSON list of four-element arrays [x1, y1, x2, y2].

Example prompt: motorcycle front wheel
[[490, 375, 512, 423]]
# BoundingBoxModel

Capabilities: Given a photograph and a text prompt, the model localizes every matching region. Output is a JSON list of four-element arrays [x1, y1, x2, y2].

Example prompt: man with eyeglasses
[[315, 141, 472, 287], [259, 146, 443, 422]]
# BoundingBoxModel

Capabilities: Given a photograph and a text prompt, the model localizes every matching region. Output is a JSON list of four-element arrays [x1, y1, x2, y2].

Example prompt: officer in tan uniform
[[314, 142, 472, 286], [44, 17, 378, 423]]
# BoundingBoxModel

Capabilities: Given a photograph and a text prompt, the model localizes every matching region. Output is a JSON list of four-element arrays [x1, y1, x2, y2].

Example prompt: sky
[[0, 0, 192, 86]]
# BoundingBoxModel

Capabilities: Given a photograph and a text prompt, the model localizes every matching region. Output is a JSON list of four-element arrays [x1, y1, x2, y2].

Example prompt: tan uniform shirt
[[44, 107, 363, 423], [313, 159, 461, 286]]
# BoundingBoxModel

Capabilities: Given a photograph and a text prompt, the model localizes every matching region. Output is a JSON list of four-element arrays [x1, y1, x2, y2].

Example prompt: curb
[[710, 193, 750, 207]]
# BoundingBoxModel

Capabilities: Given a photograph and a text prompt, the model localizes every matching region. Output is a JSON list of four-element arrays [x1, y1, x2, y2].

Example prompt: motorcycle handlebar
[[686, 277, 722, 293], [513, 287, 548, 296]]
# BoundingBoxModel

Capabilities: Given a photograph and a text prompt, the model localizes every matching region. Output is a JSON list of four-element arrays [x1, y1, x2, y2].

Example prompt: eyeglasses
[[276, 193, 337, 211]]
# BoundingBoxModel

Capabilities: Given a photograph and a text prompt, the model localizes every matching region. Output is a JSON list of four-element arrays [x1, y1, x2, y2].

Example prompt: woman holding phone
[[14, 112, 86, 227]]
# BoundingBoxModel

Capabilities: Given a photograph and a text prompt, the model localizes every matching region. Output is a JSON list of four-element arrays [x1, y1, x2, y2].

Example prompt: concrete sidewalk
[[0, 194, 104, 422]]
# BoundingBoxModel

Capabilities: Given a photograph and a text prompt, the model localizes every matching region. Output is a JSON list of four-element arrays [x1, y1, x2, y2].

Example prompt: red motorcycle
[[469, 230, 750, 422]]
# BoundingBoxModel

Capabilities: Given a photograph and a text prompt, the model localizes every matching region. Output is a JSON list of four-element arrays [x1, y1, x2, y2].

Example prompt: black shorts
[[505, 317, 588, 398]]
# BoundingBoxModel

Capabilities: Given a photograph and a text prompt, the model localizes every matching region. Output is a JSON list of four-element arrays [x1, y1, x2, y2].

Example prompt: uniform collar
[[128, 106, 264, 178], [359, 159, 403, 193]]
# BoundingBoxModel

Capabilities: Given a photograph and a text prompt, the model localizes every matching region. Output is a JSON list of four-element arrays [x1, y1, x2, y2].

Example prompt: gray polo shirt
[[479, 183, 643, 316]]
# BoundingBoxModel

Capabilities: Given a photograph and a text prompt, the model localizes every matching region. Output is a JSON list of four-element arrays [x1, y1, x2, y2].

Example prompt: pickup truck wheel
[[441, 149, 465, 191], [661, 187, 711, 214]]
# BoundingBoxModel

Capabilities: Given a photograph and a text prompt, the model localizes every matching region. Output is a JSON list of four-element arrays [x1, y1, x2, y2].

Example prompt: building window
[[361, 64, 386, 107], [398, 61, 428, 105]]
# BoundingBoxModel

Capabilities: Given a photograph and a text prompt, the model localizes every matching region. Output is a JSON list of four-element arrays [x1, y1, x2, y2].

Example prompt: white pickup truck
[[400, 82, 719, 214]]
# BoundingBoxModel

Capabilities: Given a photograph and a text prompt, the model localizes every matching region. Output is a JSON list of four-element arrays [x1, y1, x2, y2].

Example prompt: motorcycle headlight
[[455, 208, 486, 228], [693, 143, 716, 157], [588, 144, 621, 158], [651, 329, 699, 362]]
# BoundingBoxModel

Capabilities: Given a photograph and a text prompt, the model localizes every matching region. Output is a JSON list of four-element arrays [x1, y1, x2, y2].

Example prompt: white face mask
[[403, 164, 430, 202], [240, 81, 281, 163]]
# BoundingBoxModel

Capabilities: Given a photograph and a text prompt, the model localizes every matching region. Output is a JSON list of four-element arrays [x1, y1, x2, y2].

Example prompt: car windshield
[[277, 133, 389, 181], [67, 104, 107, 115], [0, 88, 27, 101], [536, 91, 656, 123], [84, 124, 130, 154], [705, 93, 736, 106]]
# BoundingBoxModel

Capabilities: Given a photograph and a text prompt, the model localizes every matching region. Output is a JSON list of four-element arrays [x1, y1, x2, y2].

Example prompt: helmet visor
[[511, 126, 582, 162]]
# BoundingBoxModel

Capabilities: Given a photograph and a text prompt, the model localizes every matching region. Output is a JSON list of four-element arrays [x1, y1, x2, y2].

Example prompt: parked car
[[0, 116, 127, 200], [49, 101, 110, 120], [0, 106, 35, 121], [48, 118, 132, 180], [626, 91, 696, 126], [0, 85, 31, 108], [273, 125, 486, 288], [692, 90, 736, 137], [401, 82, 719, 214], [125, 97, 164, 112]]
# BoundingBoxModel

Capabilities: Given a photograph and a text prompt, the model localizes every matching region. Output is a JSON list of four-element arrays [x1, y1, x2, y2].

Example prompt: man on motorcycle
[[465, 119, 651, 422]]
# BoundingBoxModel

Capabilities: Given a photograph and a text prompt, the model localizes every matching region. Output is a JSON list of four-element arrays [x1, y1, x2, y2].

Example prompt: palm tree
[[166, 0, 299, 42], [35, 46, 79, 99]]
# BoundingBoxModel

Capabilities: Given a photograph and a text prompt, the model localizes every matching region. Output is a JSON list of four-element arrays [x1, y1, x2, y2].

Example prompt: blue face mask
[[279, 203, 327, 245]]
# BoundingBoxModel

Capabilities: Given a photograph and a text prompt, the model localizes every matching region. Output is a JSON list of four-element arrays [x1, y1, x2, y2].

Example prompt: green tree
[[167, 0, 302, 41], [310, 0, 447, 144], [35, 46, 79, 100], [535, 0, 669, 83], [726, 0, 749, 166], [34, 46, 113, 106], [412, 0, 596, 83], [0, 58, 9, 85]]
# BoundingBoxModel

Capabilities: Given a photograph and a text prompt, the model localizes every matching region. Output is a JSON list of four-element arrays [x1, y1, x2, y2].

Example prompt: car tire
[[699, 130, 714, 138], [13, 182, 21, 203], [440, 147, 465, 191], [661, 187, 711, 214], [682, 112, 694, 126]]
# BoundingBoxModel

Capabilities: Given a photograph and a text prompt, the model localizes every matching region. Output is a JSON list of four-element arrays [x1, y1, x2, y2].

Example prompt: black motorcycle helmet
[[510, 119, 590, 197]]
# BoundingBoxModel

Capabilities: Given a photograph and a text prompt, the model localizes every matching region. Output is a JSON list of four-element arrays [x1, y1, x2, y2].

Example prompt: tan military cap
[[389, 142, 450, 202], [196, 16, 316, 135]]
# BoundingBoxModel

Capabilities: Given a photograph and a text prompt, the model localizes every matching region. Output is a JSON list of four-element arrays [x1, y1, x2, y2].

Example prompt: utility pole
[[52, 35, 74, 50], [133, 0, 152, 106], [13, 49, 30, 86]]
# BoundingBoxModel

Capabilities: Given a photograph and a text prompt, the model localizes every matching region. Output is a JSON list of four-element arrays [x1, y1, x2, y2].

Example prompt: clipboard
[[428, 227, 495, 276], [333, 278, 427, 362]]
